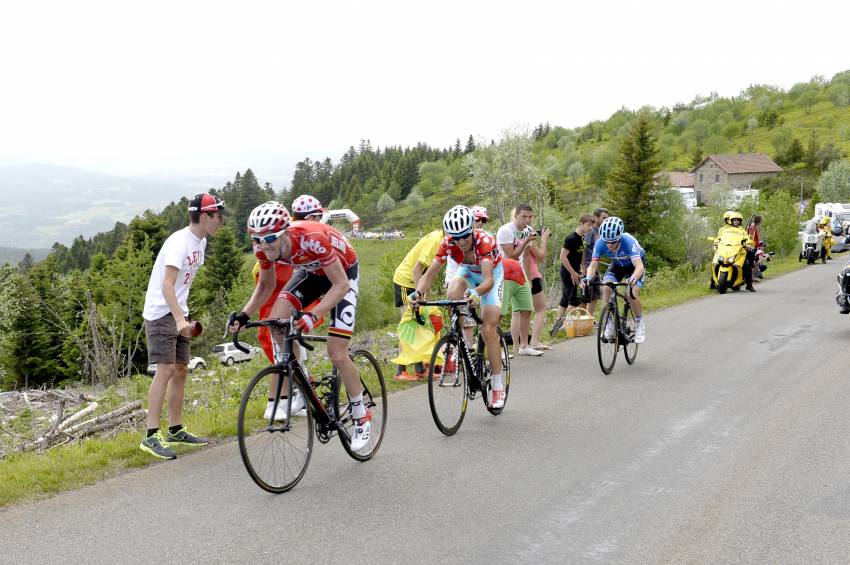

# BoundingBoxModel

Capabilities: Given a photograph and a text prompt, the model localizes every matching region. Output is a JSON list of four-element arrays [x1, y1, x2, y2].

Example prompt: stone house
[[692, 153, 782, 204]]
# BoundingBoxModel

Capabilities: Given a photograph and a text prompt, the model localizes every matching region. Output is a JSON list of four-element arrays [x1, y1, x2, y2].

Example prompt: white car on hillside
[[146, 357, 206, 375]]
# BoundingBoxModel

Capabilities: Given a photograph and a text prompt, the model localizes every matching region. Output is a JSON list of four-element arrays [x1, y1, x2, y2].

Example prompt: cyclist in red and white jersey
[[229, 201, 370, 450], [409, 205, 507, 409]]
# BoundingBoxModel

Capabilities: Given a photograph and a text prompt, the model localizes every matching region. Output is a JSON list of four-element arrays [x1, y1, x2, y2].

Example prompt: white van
[[675, 188, 697, 210], [812, 202, 850, 252]]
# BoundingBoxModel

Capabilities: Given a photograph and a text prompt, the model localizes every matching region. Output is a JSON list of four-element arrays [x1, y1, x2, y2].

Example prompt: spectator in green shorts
[[501, 258, 541, 356]]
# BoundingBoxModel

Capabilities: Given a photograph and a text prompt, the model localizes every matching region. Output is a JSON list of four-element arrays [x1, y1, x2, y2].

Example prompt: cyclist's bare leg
[[447, 277, 475, 344], [266, 296, 302, 401], [327, 335, 362, 398], [480, 305, 502, 381], [626, 285, 643, 317]]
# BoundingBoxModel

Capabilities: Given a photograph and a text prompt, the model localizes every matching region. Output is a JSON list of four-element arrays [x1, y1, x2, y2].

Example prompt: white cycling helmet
[[443, 205, 474, 237], [247, 201, 290, 234], [291, 194, 325, 217], [599, 216, 625, 242]]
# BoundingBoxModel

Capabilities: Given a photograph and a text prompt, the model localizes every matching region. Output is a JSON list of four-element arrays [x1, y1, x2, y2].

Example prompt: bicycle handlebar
[[411, 300, 483, 325], [587, 280, 637, 300], [229, 312, 315, 354]]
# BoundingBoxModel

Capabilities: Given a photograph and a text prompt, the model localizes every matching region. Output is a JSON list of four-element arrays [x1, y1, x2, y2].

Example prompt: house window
[[715, 174, 720, 183], [699, 174, 703, 183]]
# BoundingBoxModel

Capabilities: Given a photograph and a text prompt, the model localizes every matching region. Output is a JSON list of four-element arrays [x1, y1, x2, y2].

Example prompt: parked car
[[212, 342, 260, 366], [146, 356, 206, 376]]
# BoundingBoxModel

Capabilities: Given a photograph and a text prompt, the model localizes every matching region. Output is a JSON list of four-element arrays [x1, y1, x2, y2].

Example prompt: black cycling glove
[[228, 311, 250, 328]]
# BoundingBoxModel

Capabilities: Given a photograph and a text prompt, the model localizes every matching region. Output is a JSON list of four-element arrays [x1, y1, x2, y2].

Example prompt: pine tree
[[604, 116, 662, 237], [464, 135, 476, 154], [690, 147, 704, 169], [190, 225, 242, 310]]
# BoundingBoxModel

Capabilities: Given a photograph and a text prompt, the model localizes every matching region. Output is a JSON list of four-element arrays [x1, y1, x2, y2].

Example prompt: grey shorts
[[145, 313, 190, 365]]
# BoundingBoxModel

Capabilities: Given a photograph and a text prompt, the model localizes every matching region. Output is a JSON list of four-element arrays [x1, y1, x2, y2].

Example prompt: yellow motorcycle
[[708, 230, 748, 294]]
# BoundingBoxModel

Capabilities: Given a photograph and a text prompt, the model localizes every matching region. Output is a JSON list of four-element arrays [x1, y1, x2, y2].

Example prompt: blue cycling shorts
[[602, 260, 645, 289], [456, 262, 504, 307]]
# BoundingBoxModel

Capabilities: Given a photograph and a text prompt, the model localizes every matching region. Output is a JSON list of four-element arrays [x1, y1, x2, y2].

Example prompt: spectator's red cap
[[188, 193, 230, 215]]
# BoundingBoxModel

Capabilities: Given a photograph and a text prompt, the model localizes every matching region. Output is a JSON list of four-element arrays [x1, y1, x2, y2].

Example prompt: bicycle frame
[[413, 300, 486, 394], [233, 319, 352, 442]]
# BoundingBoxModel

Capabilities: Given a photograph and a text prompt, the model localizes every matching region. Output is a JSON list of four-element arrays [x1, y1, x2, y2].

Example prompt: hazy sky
[[2, 0, 848, 187]]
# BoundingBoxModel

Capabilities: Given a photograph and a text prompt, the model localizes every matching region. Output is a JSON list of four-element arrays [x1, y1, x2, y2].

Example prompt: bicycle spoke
[[428, 334, 468, 435], [238, 367, 313, 493], [335, 350, 387, 461], [597, 304, 618, 375]]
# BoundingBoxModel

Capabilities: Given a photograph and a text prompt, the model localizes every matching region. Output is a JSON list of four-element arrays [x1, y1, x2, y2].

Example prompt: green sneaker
[[166, 427, 208, 446], [140, 432, 177, 459]]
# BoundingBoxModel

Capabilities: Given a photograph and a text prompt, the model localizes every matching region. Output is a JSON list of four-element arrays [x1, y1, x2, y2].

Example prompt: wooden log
[[74, 408, 146, 439], [33, 399, 66, 446], [61, 401, 141, 436], [58, 402, 99, 430]]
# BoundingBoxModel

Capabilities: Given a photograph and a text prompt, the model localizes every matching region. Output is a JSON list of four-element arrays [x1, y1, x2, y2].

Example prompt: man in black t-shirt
[[550, 214, 595, 336]]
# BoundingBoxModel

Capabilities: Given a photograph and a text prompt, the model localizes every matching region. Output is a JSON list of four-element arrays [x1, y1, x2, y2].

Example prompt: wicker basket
[[564, 307, 594, 338]]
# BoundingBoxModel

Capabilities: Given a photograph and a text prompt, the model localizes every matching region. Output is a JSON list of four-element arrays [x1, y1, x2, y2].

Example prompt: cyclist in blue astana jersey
[[582, 216, 647, 344]]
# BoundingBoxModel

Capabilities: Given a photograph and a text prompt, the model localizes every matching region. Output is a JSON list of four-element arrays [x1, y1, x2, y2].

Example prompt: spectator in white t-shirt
[[496, 203, 543, 357], [139, 192, 228, 460]]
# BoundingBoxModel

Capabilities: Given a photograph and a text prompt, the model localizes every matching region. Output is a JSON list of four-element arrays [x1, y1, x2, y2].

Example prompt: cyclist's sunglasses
[[451, 232, 472, 242], [251, 230, 287, 244]]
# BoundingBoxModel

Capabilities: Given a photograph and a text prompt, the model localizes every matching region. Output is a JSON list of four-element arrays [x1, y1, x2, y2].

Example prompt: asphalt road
[[3, 263, 850, 564]]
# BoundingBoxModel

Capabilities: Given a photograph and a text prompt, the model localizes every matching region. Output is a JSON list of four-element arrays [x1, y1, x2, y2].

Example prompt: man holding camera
[[496, 203, 543, 357]]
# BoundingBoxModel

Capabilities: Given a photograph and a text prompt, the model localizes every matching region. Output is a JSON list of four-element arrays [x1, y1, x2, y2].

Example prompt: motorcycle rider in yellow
[[713, 211, 756, 291], [818, 216, 834, 260]]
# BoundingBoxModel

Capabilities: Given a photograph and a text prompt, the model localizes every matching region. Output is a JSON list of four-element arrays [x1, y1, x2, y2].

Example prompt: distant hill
[[0, 164, 204, 248], [0, 246, 50, 266]]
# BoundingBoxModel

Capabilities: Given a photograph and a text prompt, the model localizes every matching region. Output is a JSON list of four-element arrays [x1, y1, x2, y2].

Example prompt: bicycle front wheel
[[334, 349, 387, 461], [479, 329, 510, 415], [237, 366, 314, 493], [428, 334, 468, 436], [597, 304, 619, 375], [622, 304, 639, 365]]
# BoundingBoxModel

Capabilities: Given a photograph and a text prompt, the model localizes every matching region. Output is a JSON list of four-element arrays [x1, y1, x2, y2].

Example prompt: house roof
[[693, 153, 783, 174], [656, 171, 694, 188]]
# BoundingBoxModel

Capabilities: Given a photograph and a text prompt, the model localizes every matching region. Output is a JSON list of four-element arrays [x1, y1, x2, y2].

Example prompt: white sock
[[492, 372, 504, 390], [349, 394, 366, 419]]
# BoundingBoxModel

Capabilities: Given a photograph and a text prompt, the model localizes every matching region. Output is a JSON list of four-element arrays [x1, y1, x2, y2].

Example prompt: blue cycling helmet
[[599, 216, 625, 242]]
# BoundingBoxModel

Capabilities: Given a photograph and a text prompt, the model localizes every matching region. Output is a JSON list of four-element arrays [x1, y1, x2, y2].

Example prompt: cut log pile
[[0, 389, 145, 458]]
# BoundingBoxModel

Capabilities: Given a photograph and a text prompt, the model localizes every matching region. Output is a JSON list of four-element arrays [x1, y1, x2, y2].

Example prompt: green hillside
[[289, 71, 850, 234]]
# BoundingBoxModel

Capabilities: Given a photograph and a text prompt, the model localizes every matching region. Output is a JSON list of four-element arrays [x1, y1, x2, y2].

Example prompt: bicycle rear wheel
[[334, 349, 387, 461], [597, 304, 618, 375], [622, 304, 639, 365], [479, 330, 510, 415], [238, 366, 314, 493], [428, 334, 468, 436]]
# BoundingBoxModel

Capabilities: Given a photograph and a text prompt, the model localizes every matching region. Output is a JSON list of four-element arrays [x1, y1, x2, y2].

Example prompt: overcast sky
[[1, 0, 848, 188]]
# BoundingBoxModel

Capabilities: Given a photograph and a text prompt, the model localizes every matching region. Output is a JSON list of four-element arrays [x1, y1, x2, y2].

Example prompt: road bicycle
[[412, 300, 510, 436], [233, 315, 386, 493], [591, 281, 639, 374]]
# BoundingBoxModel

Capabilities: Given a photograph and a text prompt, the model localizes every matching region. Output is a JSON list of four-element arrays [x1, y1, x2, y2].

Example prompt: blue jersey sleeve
[[591, 238, 608, 261]]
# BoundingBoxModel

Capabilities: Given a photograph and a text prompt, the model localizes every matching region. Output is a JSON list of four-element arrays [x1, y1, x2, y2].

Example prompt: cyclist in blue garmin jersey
[[582, 216, 647, 344]]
